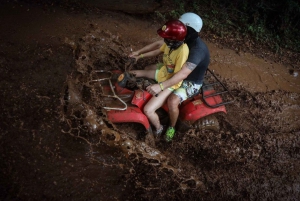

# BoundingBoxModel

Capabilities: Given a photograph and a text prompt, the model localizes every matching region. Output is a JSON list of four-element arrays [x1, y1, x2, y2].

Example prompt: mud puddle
[[60, 27, 300, 200], [1, 2, 299, 200]]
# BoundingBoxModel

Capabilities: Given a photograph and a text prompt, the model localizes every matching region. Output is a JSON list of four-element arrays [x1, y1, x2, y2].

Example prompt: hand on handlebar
[[128, 51, 140, 63], [129, 51, 139, 57]]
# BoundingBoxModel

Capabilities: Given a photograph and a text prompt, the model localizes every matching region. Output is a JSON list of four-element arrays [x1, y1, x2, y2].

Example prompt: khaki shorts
[[173, 80, 202, 102]]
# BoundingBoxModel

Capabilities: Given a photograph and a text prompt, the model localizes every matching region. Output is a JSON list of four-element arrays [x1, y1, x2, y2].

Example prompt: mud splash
[[61, 28, 209, 198], [60, 27, 300, 200], [0, 2, 299, 199]]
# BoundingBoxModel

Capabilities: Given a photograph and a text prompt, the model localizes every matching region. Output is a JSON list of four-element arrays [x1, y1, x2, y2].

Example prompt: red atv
[[80, 68, 234, 140]]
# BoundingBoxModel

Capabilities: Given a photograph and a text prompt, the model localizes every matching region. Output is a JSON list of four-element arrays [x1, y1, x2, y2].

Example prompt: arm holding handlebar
[[129, 40, 164, 62]]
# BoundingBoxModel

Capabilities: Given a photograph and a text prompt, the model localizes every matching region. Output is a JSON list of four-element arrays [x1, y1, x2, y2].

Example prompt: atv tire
[[192, 114, 220, 132], [178, 114, 220, 133]]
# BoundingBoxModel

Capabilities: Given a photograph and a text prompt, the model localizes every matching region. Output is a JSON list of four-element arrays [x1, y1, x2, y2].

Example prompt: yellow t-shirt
[[156, 43, 189, 89]]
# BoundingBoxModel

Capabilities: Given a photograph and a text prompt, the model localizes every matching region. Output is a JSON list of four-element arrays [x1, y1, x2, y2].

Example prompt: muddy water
[[209, 44, 300, 93], [60, 27, 300, 200], [0, 2, 299, 201]]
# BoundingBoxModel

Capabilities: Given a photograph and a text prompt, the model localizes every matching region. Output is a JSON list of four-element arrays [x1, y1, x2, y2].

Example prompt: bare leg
[[143, 89, 172, 130], [167, 93, 181, 127], [145, 64, 157, 70], [130, 64, 156, 79]]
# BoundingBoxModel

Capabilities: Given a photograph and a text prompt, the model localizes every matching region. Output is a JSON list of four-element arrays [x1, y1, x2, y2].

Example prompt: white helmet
[[179, 12, 203, 33]]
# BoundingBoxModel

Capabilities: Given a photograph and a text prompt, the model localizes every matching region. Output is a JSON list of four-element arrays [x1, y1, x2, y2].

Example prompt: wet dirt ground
[[0, 1, 299, 200]]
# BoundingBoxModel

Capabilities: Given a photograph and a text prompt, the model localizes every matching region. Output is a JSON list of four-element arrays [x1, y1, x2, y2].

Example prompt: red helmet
[[157, 20, 187, 41]]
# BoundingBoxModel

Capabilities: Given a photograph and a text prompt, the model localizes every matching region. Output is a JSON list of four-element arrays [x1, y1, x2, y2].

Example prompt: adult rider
[[129, 13, 210, 142]]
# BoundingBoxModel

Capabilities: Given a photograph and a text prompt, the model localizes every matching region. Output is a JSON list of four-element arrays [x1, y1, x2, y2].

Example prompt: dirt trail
[[0, 2, 299, 200], [209, 45, 300, 93]]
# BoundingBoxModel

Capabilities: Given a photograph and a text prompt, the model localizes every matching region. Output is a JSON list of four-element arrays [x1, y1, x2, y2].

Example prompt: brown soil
[[0, 1, 299, 201]]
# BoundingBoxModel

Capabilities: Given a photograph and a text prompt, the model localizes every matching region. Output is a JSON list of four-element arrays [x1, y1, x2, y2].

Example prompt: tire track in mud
[[61, 28, 300, 200]]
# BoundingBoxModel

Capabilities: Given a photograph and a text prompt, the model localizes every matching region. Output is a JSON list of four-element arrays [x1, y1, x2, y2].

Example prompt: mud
[[1, 2, 299, 201]]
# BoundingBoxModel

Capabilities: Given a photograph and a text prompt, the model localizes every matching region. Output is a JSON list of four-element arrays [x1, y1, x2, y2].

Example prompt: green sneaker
[[165, 127, 175, 142]]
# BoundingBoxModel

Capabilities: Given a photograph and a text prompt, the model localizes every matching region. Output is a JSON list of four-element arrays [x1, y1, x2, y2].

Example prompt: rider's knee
[[143, 107, 152, 117], [168, 94, 180, 109]]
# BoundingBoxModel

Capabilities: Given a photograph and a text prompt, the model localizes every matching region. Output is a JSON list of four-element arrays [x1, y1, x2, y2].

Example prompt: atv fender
[[106, 106, 151, 132], [131, 89, 152, 110], [179, 96, 227, 122]]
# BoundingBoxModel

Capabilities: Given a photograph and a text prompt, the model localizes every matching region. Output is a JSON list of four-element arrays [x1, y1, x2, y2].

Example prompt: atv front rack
[[201, 69, 235, 108], [89, 70, 127, 111]]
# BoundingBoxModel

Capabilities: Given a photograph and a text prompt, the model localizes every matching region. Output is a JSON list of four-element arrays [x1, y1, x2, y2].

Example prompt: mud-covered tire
[[192, 115, 220, 132]]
